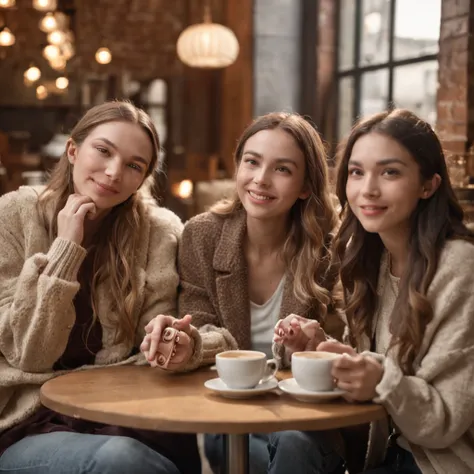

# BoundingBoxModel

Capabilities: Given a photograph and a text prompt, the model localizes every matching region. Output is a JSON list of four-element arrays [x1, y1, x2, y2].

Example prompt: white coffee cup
[[215, 350, 278, 389], [291, 351, 340, 392]]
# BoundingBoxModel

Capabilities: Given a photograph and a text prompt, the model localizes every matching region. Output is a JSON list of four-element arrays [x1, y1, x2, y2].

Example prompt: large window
[[337, 0, 441, 138]]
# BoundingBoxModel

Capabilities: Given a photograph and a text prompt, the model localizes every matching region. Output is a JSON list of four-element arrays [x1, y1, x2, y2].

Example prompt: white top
[[250, 276, 286, 357]]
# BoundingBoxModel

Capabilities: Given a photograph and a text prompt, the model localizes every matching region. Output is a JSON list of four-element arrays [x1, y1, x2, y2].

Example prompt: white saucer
[[278, 378, 346, 403], [204, 377, 278, 399]]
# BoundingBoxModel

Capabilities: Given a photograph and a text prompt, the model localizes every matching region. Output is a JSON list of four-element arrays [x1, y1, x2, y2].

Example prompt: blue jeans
[[0, 432, 180, 474], [205, 433, 270, 474], [268, 431, 345, 474], [205, 431, 345, 474], [363, 445, 422, 474]]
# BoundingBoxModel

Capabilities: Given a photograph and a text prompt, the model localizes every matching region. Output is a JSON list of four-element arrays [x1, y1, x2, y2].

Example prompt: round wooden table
[[40, 365, 386, 474]]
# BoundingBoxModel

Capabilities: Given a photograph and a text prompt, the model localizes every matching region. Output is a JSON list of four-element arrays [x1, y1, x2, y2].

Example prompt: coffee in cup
[[291, 351, 340, 392], [216, 350, 278, 389]]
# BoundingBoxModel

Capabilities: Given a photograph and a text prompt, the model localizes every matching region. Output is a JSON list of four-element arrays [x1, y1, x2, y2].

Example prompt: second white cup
[[291, 351, 340, 392]]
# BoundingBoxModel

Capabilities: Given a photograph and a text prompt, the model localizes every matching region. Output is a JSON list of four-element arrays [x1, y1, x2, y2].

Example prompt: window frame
[[335, 0, 439, 136]]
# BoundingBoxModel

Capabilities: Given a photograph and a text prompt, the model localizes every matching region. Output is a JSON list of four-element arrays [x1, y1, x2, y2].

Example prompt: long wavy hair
[[38, 101, 162, 346], [334, 109, 474, 374], [212, 112, 339, 317]]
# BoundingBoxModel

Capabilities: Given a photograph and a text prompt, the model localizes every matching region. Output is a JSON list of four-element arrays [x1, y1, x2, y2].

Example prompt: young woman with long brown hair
[[0, 101, 201, 474], [143, 112, 346, 474], [275, 109, 474, 473]]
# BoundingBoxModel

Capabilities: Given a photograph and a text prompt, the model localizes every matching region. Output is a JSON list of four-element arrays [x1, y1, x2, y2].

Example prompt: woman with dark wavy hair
[[276, 108, 474, 473]]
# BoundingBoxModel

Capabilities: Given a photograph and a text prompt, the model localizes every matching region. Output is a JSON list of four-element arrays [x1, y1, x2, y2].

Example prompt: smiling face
[[235, 128, 309, 222], [345, 132, 427, 243], [67, 121, 153, 213]]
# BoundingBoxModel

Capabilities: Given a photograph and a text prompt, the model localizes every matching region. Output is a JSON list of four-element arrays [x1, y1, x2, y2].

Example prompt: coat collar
[[212, 210, 311, 349], [213, 210, 247, 273]]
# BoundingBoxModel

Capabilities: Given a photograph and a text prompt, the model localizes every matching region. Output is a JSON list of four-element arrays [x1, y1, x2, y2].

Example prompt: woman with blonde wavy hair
[[277, 109, 474, 473], [142, 112, 345, 474], [0, 101, 202, 474]]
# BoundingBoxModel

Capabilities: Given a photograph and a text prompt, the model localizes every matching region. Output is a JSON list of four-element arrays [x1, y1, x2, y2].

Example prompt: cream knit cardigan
[[0, 186, 202, 434], [359, 239, 474, 474]]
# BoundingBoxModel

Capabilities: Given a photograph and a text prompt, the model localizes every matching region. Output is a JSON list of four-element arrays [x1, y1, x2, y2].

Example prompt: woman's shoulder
[[0, 185, 43, 223], [183, 211, 229, 240], [428, 238, 474, 295], [438, 238, 474, 271], [144, 201, 184, 238]]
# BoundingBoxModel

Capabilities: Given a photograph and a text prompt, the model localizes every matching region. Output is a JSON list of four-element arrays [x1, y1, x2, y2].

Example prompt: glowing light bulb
[[55, 76, 69, 90], [43, 44, 60, 60], [36, 85, 48, 100], [95, 47, 112, 65], [47, 30, 67, 45], [24, 66, 41, 82], [33, 0, 57, 12], [0, 27, 15, 47]]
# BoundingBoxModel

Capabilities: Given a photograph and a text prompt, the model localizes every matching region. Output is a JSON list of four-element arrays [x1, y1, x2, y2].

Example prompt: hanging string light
[[47, 29, 67, 45], [55, 76, 68, 90], [0, 26, 14, 46], [95, 47, 112, 65], [32, 0, 57, 12], [49, 56, 66, 70], [43, 44, 60, 61], [0, 0, 16, 8], [36, 84, 48, 100], [24, 66, 41, 82], [39, 11, 67, 33], [60, 41, 74, 60]]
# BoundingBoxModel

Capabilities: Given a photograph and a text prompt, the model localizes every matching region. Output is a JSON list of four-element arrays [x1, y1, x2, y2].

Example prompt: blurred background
[[0, 0, 472, 222]]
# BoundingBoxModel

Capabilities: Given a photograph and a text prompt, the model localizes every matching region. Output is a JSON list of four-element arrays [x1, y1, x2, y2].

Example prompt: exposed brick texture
[[1, 0, 186, 82], [436, 0, 474, 158]]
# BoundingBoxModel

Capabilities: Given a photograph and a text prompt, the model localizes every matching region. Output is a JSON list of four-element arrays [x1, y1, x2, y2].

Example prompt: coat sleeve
[[0, 193, 85, 372], [178, 217, 238, 369], [374, 242, 474, 449], [131, 206, 203, 372]]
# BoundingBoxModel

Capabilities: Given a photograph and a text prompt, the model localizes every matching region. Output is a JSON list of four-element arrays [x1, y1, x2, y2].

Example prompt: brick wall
[[436, 0, 474, 160], [74, 0, 186, 80], [1, 0, 186, 87]]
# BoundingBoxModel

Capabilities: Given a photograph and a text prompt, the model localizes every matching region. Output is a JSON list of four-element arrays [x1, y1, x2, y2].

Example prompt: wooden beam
[[219, 0, 253, 177]]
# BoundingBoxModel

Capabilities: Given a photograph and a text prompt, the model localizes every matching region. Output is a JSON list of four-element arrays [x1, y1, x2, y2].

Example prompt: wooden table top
[[40, 366, 386, 434]]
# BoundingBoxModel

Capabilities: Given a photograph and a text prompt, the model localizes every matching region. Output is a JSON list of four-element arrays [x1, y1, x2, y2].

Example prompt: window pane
[[338, 77, 355, 139], [394, 0, 441, 60], [360, 69, 389, 117], [359, 0, 390, 67], [338, 0, 356, 71], [149, 107, 168, 146], [393, 61, 438, 124], [141, 79, 167, 105]]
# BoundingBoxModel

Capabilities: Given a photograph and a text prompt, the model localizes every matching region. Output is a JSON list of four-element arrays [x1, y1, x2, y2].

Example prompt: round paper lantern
[[177, 20, 239, 68]]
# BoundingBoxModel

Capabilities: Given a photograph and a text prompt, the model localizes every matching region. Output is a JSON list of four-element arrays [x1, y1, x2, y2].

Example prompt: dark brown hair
[[334, 108, 474, 373]]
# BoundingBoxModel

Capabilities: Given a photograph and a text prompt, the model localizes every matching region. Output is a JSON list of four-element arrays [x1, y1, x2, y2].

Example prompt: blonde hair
[[212, 112, 339, 317], [38, 101, 162, 346]]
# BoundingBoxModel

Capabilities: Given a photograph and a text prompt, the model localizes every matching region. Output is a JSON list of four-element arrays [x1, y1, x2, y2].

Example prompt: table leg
[[224, 433, 249, 474]]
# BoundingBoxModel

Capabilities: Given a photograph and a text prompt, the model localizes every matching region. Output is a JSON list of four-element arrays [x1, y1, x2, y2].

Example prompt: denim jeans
[[268, 431, 346, 474], [205, 433, 270, 474], [0, 432, 180, 474], [362, 445, 422, 474]]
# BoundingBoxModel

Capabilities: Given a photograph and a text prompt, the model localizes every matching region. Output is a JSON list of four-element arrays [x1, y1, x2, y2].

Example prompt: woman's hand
[[317, 340, 357, 356], [331, 353, 384, 402], [273, 314, 326, 356], [140, 314, 195, 370], [57, 194, 97, 245]]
